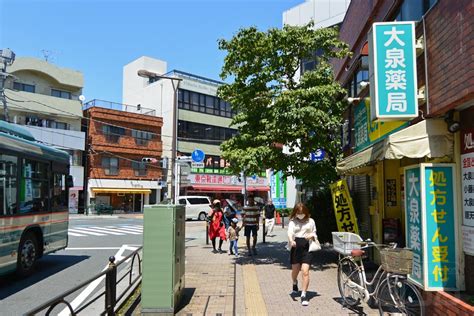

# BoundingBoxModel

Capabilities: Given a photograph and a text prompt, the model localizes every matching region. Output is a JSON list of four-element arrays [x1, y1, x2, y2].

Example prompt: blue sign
[[405, 166, 424, 287], [191, 149, 205, 163], [424, 165, 457, 289], [310, 149, 326, 162], [369, 22, 418, 120]]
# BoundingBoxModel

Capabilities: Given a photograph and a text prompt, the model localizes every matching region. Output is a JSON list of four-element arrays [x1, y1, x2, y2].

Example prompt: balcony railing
[[84, 99, 156, 116]]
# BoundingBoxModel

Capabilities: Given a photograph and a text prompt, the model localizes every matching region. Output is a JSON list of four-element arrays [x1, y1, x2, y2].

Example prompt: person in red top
[[208, 199, 227, 253]]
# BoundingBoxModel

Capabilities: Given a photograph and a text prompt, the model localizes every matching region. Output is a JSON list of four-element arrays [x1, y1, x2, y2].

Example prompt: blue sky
[[0, 0, 302, 102]]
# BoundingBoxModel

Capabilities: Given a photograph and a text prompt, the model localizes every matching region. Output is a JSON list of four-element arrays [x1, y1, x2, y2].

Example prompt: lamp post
[[0, 48, 16, 122], [137, 70, 182, 203]]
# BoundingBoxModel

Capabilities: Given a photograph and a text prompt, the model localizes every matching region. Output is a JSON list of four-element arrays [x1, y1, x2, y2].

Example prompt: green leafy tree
[[218, 23, 350, 188]]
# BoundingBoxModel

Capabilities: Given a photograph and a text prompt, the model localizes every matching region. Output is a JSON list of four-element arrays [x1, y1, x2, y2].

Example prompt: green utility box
[[142, 204, 185, 315]]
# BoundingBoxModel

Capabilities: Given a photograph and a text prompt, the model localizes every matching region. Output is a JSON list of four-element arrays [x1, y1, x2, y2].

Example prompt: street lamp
[[137, 69, 183, 203], [0, 48, 16, 122]]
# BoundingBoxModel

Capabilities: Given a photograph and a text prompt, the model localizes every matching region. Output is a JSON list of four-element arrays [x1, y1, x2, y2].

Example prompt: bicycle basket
[[331, 232, 363, 256], [380, 248, 413, 274]]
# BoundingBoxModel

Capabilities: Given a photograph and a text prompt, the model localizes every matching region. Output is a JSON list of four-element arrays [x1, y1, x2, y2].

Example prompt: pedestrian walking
[[208, 199, 227, 253], [242, 195, 260, 256], [264, 199, 276, 237], [287, 202, 318, 306], [227, 218, 241, 256]]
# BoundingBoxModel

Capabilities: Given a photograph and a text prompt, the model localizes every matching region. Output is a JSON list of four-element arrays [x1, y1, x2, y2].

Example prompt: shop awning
[[190, 185, 270, 192], [337, 119, 453, 175], [92, 188, 152, 194]]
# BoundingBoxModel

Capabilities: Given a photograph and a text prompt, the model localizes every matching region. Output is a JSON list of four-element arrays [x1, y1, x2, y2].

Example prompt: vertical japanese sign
[[330, 179, 359, 234], [405, 164, 459, 291], [369, 22, 418, 120], [270, 170, 286, 209], [461, 125, 474, 255], [424, 165, 457, 289], [405, 166, 423, 287]]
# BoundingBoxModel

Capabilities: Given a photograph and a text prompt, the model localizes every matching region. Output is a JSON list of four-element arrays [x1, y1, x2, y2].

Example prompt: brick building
[[333, 0, 473, 313], [84, 101, 163, 213]]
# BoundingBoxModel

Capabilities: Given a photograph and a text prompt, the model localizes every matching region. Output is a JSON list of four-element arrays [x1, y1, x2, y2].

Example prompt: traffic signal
[[142, 157, 158, 163]]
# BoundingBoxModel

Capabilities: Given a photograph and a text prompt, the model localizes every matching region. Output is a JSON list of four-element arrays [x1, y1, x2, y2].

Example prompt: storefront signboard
[[461, 123, 474, 255], [369, 22, 418, 120], [353, 99, 407, 152], [330, 179, 359, 234], [405, 164, 459, 291]]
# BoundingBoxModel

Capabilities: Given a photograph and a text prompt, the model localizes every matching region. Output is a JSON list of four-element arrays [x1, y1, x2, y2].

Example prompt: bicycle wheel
[[337, 257, 362, 307], [377, 276, 424, 316]]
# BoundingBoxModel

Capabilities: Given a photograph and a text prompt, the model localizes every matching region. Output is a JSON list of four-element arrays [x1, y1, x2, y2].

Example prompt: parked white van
[[178, 196, 212, 221]]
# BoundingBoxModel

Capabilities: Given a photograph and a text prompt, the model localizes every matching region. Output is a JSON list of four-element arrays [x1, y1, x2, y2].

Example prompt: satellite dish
[[79, 95, 86, 102]]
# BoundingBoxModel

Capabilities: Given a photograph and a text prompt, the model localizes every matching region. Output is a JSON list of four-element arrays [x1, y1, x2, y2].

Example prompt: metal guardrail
[[24, 247, 143, 316]]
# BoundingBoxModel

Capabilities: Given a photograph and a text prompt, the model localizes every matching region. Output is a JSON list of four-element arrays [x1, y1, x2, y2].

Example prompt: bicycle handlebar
[[357, 241, 397, 249]]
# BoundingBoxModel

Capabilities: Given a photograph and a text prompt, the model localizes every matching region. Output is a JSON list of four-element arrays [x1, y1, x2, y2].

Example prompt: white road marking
[[69, 228, 106, 236], [68, 232, 87, 237], [66, 247, 122, 250], [88, 227, 126, 235], [107, 226, 142, 234], [121, 225, 143, 229], [58, 244, 138, 316]]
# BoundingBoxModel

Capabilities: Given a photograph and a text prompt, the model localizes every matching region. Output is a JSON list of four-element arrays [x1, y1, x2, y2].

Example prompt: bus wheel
[[17, 232, 38, 277]]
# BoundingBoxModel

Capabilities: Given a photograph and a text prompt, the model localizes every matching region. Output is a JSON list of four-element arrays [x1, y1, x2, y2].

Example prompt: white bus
[[0, 121, 72, 276]]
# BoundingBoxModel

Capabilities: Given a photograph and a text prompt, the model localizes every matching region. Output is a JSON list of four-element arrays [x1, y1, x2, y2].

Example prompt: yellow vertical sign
[[330, 179, 359, 234]]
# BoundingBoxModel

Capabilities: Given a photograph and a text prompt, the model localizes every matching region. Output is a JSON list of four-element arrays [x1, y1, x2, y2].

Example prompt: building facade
[[84, 102, 163, 213], [333, 0, 473, 312], [123, 57, 269, 203], [3, 57, 86, 213]]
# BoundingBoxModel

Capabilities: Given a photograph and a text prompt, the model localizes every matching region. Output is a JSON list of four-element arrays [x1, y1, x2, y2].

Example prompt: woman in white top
[[287, 202, 317, 306]]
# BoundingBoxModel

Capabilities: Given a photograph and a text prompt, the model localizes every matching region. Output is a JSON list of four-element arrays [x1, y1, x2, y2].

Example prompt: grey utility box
[[142, 204, 185, 315]]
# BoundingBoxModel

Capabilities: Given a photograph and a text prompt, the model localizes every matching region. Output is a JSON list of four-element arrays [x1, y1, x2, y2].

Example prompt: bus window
[[20, 159, 49, 213], [52, 173, 67, 211], [0, 154, 18, 215]]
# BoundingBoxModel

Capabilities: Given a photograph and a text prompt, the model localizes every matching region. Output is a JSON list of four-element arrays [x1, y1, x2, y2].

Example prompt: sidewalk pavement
[[173, 221, 379, 316]]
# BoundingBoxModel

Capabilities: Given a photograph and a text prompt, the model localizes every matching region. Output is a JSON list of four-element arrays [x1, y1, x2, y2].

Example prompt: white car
[[178, 196, 212, 221]]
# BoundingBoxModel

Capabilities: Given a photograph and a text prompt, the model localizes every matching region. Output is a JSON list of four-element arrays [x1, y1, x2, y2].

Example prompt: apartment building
[[123, 57, 269, 202], [84, 101, 163, 213], [3, 57, 85, 213]]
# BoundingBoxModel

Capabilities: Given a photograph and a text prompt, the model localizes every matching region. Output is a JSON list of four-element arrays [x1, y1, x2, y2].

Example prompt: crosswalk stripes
[[68, 225, 144, 237]]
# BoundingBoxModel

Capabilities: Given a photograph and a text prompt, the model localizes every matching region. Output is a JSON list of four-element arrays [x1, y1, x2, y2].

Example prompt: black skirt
[[290, 237, 313, 265]]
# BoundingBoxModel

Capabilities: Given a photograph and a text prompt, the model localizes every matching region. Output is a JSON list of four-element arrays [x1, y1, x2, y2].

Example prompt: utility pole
[[0, 48, 16, 122], [137, 70, 182, 204]]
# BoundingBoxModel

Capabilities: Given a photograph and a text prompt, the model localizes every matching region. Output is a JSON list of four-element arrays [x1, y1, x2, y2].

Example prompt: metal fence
[[24, 247, 142, 316], [84, 99, 156, 116]]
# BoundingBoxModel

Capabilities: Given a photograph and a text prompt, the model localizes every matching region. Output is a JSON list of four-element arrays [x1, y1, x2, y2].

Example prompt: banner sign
[[330, 179, 359, 234], [405, 164, 459, 291], [369, 22, 418, 120], [270, 170, 287, 209]]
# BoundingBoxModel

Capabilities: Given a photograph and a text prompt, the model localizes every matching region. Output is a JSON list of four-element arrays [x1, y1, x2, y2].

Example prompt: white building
[[3, 57, 85, 213], [123, 57, 269, 202]]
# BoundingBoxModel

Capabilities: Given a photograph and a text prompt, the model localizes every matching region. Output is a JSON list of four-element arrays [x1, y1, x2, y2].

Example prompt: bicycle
[[332, 232, 424, 316]]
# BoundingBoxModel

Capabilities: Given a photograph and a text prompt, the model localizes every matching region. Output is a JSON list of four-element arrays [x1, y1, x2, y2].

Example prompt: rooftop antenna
[[41, 49, 60, 63]]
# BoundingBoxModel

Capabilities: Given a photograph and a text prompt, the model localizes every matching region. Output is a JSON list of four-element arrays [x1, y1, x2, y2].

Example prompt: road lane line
[[88, 227, 126, 235], [121, 225, 143, 230], [108, 227, 142, 234], [69, 228, 106, 236]]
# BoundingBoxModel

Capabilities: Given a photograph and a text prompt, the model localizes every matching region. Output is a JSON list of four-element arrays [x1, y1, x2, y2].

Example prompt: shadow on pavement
[[235, 240, 339, 272], [0, 254, 89, 299], [175, 287, 196, 314], [332, 297, 374, 315]]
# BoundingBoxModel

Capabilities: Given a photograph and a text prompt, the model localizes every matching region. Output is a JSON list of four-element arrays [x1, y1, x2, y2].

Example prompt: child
[[228, 218, 241, 256]]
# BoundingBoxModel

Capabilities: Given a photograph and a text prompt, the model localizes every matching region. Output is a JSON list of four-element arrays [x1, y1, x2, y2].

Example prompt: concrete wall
[[283, 0, 351, 29]]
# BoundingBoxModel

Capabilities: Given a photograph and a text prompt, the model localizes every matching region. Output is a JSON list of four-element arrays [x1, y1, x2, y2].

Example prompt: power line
[[5, 90, 229, 144]]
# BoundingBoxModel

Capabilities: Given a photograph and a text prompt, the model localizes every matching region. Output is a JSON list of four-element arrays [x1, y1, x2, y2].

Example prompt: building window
[[177, 120, 237, 144], [178, 88, 236, 118], [394, 0, 437, 21], [102, 157, 119, 175], [51, 89, 71, 99], [132, 161, 147, 176], [132, 129, 153, 146], [13, 82, 35, 93], [102, 124, 125, 143]]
